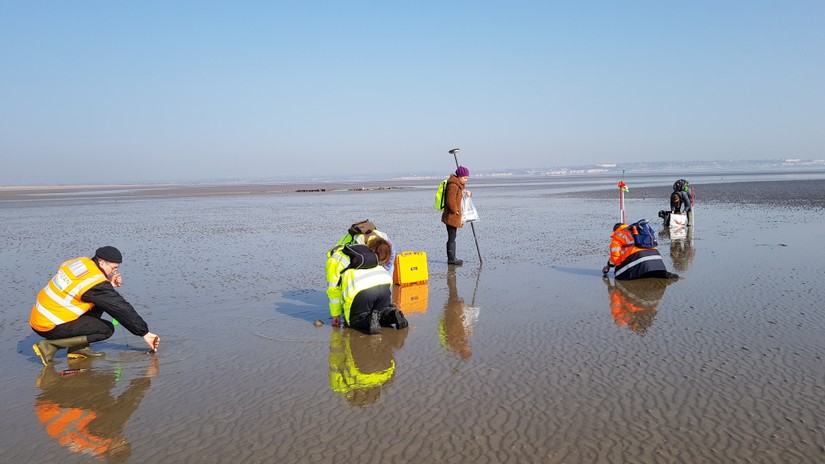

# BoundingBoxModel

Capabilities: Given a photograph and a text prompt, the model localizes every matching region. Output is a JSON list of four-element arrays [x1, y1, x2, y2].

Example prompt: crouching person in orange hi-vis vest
[[30, 246, 160, 366], [328, 238, 408, 335], [602, 223, 679, 281]]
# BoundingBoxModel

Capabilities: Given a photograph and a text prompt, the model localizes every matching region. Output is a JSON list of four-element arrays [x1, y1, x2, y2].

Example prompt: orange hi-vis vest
[[30, 257, 108, 332], [609, 225, 644, 267]]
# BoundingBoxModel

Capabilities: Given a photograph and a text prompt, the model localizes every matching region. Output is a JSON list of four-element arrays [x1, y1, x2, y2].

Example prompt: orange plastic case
[[392, 283, 429, 313], [392, 251, 429, 286]]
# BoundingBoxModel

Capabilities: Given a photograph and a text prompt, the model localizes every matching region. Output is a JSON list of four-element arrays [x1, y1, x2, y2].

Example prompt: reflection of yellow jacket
[[328, 330, 395, 405], [30, 257, 108, 332]]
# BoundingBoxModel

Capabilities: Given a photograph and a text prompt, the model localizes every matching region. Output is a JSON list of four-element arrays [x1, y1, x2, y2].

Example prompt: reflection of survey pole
[[448, 148, 482, 265], [469, 266, 481, 311]]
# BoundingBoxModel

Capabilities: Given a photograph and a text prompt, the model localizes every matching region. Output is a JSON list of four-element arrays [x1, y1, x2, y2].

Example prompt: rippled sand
[[1, 174, 824, 463]]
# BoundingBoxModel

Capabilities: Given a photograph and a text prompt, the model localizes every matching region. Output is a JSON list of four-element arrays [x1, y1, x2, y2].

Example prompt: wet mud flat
[[1, 174, 824, 463]]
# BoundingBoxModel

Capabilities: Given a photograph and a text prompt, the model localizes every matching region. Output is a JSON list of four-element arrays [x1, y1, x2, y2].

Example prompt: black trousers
[[34, 309, 115, 343], [348, 285, 392, 332], [446, 224, 458, 246]]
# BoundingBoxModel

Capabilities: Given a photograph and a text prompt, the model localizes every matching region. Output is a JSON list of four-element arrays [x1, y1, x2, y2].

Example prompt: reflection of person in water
[[438, 268, 477, 360], [34, 359, 157, 463], [603, 278, 673, 335], [669, 229, 694, 272], [658, 228, 695, 272], [328, 327, 408, 406]]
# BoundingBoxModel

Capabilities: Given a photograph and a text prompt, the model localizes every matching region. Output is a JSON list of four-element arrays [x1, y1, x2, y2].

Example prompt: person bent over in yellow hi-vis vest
[[326, 237, 408, 335]]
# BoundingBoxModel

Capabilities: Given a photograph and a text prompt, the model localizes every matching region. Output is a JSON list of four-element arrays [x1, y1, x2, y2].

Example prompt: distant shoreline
[[2, 170, 824, 204], [0, 181, 419, 203]]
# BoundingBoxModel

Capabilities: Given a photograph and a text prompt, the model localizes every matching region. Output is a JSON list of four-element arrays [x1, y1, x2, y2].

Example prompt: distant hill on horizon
[[331, 158, 825, 184]]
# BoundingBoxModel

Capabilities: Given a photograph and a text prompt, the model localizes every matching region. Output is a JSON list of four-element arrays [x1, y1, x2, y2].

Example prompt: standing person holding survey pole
[[442, 148, 482, 266], [30, 246, 160, 366]]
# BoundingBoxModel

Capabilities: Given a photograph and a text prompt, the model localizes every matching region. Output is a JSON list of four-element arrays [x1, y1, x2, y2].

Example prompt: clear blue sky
[[2, 1, 823, 185]]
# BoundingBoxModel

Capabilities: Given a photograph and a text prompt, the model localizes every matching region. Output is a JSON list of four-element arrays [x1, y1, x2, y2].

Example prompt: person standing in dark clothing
[[30, 246, 159, 366]]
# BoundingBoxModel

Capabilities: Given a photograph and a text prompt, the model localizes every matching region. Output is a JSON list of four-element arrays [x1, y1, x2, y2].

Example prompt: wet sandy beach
[[2, 172, 824, 463]]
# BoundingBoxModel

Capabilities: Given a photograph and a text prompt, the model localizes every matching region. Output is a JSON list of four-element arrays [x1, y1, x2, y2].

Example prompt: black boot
[[447, 243, 463, 266], [379, 305, 409, 329], [368, 310, 382, 335], [392, 308, 409, 329]]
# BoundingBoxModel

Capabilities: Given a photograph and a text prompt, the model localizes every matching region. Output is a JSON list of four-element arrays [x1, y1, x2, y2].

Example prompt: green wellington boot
[[67, 336, 104, 359], [33, 336, 100, 366], [32, 340, 59, 366]]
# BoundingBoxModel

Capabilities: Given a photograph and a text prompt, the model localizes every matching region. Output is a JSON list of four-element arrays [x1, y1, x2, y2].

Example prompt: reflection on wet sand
[[33, 357, 158, 463], [328, 328, 408, 407], [4, 175, 825, 462], [439, 269, 480, 360], [604, 277, 674, 335], [659, 226, 695, 272]]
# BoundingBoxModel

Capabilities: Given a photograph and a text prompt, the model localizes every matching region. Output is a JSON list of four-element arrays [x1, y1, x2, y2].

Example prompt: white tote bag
[[669, 213, 687, 229], [461, 195, 479, 223]]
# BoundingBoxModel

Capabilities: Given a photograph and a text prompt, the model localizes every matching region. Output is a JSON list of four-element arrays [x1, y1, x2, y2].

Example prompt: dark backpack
[[629, 219, 658, 248], [341, 244, 379, 270], [336, 220, 378, 248], [348, 220, 376, 236]]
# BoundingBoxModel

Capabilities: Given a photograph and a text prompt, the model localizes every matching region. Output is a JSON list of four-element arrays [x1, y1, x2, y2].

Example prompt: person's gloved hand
[[602, 265, 610, 275]]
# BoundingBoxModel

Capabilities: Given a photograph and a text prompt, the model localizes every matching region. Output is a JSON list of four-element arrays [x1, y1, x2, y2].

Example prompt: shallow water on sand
[[1, 174, 825, 463]]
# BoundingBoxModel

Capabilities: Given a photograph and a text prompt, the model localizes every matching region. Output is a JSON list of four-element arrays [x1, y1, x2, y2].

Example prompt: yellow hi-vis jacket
[[30, 257, 108, 332], [325, 247, 349, 316], [335, 266, 392, 325], [325, 230, 391, 316]]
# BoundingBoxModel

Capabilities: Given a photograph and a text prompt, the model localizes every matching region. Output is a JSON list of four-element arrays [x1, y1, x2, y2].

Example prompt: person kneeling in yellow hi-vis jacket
[[30, 246, 159, 366], [326, 237, 408, 335]]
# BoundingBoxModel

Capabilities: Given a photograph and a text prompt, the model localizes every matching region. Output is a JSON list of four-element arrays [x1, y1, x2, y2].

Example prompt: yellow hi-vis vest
[[325, 230, 392, 316], [324, 230, 389, 317], [30, 257, 108, 332], [340, 266, 392, 325]]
